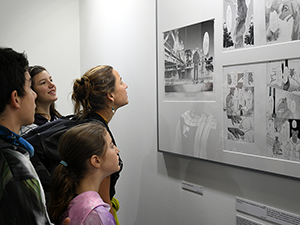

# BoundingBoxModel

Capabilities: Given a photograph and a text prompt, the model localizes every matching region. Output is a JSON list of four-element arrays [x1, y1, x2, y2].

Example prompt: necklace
[[96, 112, 108, 125]]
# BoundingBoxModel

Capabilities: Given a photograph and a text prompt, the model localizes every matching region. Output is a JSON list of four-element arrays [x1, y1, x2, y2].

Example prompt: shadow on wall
[[160, 152, 300, 217], [161, 152, 242, 196], [133, 150, 242, 225]]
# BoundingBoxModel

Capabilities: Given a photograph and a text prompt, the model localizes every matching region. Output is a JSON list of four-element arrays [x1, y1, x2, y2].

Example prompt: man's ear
[[10, 90, 21, 109]]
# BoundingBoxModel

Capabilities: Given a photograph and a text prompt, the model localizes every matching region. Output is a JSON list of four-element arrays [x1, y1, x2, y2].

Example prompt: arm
[[0, 150, 52, 225]]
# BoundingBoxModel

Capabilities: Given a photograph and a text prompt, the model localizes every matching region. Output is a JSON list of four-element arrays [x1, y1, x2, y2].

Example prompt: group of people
[[0, 47, 129, 225]]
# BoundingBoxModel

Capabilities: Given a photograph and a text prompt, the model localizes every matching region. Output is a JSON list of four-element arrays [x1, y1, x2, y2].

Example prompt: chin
[[24, 119, 35, 126]]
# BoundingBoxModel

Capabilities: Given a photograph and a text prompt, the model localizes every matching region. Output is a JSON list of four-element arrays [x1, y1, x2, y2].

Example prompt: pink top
[[63, 191, 116, 225]]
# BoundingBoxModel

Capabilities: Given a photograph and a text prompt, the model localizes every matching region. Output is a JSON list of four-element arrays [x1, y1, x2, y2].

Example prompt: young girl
[[48, 122, 120, 225], [20, 65, 61, 135]]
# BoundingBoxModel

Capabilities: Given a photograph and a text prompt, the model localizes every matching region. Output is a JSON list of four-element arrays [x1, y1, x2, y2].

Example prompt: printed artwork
[[266, 58, 300, 162], [163, 20, 214, 101], [224, 0, 300, 49], [223, 59, 300, 163], [223, 0, 254, 50], [157, 0, 300, 179], [265, 0, 300, 43], [224, 69, 255, 143]]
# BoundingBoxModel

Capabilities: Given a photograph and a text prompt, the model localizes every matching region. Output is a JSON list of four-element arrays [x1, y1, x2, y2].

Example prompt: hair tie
[[60, 160, 68, 167], [79, 78, 85, 85]]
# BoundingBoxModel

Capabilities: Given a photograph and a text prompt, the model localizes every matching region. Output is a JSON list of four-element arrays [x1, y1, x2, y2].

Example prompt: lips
[[49, 89, 56, 95]]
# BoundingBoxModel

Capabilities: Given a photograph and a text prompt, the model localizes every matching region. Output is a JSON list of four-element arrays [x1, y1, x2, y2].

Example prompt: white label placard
[[236, 197, 300, 225], [236, 215, 264, 225]]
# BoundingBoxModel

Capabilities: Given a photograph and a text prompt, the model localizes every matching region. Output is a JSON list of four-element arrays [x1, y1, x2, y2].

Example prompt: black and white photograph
[[163, 20, 214, 101]]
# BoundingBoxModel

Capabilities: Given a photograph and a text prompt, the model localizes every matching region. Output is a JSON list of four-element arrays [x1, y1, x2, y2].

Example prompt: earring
[[112, 101, 115, 114]]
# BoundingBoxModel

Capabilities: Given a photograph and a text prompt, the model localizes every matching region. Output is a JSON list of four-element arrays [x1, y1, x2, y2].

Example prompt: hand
[[227, 115, 242, 125], [62, 217, 70, 225], [228, 127, 244, 140]]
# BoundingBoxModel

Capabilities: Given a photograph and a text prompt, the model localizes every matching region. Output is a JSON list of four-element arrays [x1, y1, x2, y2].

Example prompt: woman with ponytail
[[70, 65, 128, 224]]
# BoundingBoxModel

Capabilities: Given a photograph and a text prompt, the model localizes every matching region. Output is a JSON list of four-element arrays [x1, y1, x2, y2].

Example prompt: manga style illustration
[[223, 0, 254, 50], [266, 58, 300, 162], [265, 0, 300, 43], [224, 70, 255, 143], [163, 20, 214, 100]]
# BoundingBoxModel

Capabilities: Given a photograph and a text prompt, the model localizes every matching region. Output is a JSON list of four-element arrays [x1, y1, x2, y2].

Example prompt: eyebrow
[[38, 76, 52, 82]]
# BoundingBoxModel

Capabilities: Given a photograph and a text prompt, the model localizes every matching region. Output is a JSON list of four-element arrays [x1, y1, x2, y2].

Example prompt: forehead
[[112, 69, 121, 79], [34, 70, 50, 80], [103, 132, 112, 146], [105, 130, 111, 141]]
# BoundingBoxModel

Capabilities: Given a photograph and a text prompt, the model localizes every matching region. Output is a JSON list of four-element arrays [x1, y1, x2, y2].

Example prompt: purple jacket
[[64, 191, 116, 225]]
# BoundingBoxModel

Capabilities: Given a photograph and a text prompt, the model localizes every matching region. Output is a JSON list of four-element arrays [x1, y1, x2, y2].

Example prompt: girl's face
[[100, 132, 120, 175], [32, 70, 58, 105], [110, 69, 128, 110]]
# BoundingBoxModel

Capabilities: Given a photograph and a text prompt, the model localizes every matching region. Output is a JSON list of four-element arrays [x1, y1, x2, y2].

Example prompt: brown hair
[[72, 65, 115, 119], [28, 65, 61, 118], [48, 122, 108, 224]]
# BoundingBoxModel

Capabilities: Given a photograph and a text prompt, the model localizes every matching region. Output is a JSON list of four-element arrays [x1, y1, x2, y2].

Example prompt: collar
[[34, 113, 57, 125], [0, 125, 34, 157]]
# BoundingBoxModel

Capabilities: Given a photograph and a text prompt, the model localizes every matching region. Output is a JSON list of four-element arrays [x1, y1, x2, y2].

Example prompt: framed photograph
[[157, 0, 300, 179]]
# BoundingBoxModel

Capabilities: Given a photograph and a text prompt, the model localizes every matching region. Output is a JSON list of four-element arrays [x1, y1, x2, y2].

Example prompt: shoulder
[[84, 208, 116, 225], [0, 142, 14, 187], [0, 145, 36, 180], [0, 139, 28, 160], [70, 191, 106, 208], [67, 191, 110, 224], [83, 210, 102, 225]]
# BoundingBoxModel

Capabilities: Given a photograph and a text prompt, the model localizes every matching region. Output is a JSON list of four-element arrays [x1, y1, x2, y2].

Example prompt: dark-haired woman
[[71, 65, 128, 225], [20, 65, 61, 135]]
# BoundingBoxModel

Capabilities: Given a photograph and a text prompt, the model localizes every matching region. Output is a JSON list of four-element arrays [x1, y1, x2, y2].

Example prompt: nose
[[32, 89, 37, 99], [49, 81, 55, 87], [116, 146, 120, 154]]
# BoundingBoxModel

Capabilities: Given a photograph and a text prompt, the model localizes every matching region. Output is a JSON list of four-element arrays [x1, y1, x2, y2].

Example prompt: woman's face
[[100, 132, 120, 175], [111, 69, 128, 110], [32, 70, 58, 105]]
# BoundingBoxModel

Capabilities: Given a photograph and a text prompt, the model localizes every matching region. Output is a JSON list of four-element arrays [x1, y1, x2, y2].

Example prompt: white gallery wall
[[0, 0, 79, 115], [1, 0, 300, 224]]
